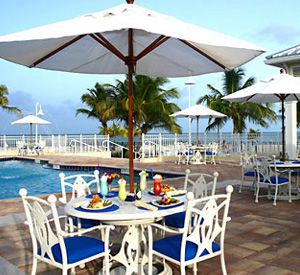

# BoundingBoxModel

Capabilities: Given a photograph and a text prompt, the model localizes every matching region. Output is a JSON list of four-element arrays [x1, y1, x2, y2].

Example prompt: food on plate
[[156, 195, 179, 206], [88, 194, 111, 209], [161, 184, 175, 193]]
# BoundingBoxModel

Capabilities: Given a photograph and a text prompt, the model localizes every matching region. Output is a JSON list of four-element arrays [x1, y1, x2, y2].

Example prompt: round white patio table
[[65, 190, 187, 274]]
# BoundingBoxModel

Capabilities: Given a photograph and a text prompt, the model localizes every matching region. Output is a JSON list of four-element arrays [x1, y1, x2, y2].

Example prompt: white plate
[[80, 200, 113, 211], [152, 199, 182, 208]]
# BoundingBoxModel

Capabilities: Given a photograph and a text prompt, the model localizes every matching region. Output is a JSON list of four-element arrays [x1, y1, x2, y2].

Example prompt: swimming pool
[[0, 160, 138, 200]]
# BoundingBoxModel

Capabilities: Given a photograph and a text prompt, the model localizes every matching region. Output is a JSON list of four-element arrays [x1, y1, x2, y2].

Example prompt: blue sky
[[0, 0, 299, 135]]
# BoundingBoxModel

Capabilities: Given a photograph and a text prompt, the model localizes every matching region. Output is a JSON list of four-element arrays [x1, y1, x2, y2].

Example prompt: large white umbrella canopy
[[0, 1, 264, 191], [171, 105, 226, 145], [222, 72, 300, 160], [11, 115, 51, 144]]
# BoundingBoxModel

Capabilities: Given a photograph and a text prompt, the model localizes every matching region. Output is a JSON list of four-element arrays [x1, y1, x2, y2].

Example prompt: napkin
[[73, 200, 88, 208], [134, 201, 158, 211], [166, 189, 187, 197]]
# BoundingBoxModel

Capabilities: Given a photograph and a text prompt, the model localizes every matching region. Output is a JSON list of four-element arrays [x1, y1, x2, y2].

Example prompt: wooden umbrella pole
[[127, 28, 135, 193]]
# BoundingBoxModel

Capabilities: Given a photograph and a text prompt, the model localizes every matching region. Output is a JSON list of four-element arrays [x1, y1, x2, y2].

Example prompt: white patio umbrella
[[171, 104, 226, 145], [0, 1, 264, 192], [222, 72, 300, 160], [11, 114, 51, 144]]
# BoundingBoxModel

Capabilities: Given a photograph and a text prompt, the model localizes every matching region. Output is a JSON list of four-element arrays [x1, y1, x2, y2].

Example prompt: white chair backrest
[[240, 153, 257, 170], [59, 170, 100, 204], [19, 188, 65, 264], [256, 158, 273, 183], [183, 169, 218, 199], [181, 186, 233, 263]]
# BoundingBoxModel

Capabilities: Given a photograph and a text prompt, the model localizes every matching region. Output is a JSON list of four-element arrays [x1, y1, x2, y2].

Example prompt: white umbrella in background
[[11, 114, 51, 144], [0, 0, 264, 192], [222, 71, 300, 160], [171, 104, 226, 145]]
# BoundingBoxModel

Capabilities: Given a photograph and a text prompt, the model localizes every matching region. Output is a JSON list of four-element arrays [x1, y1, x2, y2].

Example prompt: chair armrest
[[151, 222, 180, 234], [48, 215, 69, 223], [59, 224, 115, 237]]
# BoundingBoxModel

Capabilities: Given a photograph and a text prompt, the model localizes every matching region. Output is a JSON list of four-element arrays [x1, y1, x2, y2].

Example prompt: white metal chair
[[164, 169, 218, 231], [17, 140, 29, 156], [59, 170, 100, 229], [34, 140, 46, 155], [255, 158, 292, 206], [206, 142, 219, 165], [19, 188, 113, 275], [239, 153, 257, 192], [151, 186, 233, 275], [177, 142, 193, 165]]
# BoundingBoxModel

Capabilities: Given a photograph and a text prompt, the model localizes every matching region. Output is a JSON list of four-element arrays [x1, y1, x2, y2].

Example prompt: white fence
[[0, 134, 110, 154], [1, 132, 299, 159], [140, 132, 299, 159]]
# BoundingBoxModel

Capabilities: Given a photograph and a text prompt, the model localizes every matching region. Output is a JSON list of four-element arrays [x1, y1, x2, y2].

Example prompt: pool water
[[0, 160, 136, 200]]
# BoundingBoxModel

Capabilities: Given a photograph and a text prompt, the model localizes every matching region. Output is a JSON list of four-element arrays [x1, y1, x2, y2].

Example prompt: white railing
[[0, 134, 109, 154], [141, 132, 300, 159], [102, 139, 140, 159]]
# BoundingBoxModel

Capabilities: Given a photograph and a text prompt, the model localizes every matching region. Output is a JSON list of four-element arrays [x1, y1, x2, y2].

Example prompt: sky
[[0, 0, 299, 135]]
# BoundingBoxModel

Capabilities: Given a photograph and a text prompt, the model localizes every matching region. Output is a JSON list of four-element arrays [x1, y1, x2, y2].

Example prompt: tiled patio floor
[[0, 156, 300, 274]]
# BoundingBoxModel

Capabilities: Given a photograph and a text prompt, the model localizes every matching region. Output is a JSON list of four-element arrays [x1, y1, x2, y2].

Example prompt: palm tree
[[0, 85, 21, 114], [197, 68, 276, 133], [109, 75, 182, 139], [76, 83, 117, 135]]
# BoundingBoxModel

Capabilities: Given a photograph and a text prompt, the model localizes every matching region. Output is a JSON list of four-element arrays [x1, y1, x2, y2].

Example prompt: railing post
[[79, 134, 83, 152], [64, 135, 67, 153], [3, 135, 6, 153], [94, 134, 97, 152], [174, 133, 178, 157], [159, 133, 162, 157], [51, 135, 55, 152], [142, 133, 145, 159], [58, 135, 61, 152], [107, 135, 110, 152]]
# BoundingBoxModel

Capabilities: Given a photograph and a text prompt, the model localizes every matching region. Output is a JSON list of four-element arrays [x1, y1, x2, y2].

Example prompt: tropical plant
[[108, 75, 182, 139], [0, 85, 21, 114], [76, 83, 117, 135], [99, 122, 127, 139], [197, 68, 276, 133]]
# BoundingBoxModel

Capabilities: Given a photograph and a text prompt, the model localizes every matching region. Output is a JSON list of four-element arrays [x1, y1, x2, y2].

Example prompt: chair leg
[[288, 182, 292, 203], [255, 183, 260, 203], [239, 178, 244, 193], [180, 264, 186, 275], [193, 263, 197, 275], [220, 252, 227, 275], [31, 257, 37, 275], [273, 185, 278, 206], [62, 268, 68, 275]]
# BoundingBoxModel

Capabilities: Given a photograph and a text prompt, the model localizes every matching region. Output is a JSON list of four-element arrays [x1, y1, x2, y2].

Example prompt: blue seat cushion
[[153, 234, 220, 261], [244, 171, 255, 177], [291, 171, 300, 176], [165, 211, 186, 228], [261, 176, 288, 184], [72, 217, 99, 229], [38, 236, 105, 264], [206, 151, 216, 156]]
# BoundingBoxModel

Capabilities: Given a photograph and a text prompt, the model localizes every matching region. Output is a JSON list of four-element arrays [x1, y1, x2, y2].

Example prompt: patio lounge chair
[[164, 169, 218, 231], [19, 188, 113, 275], [59, 171, 100, 230], [150, 186, 233, 275]]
